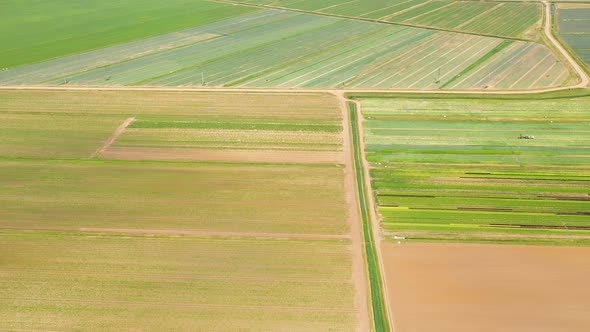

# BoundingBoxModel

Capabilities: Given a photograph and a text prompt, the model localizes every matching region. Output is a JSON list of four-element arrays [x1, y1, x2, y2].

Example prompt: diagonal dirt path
[[90, 117, 135, 158]]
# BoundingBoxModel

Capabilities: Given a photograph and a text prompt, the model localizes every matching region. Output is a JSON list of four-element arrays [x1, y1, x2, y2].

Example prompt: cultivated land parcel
[[0, 90, 364, 330], [558, 3, 590, 69], [355, 93, 590, 245]]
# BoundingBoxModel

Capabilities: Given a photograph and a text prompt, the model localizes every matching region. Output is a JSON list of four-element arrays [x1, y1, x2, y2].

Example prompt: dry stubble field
[[0, 90, 362, 331]]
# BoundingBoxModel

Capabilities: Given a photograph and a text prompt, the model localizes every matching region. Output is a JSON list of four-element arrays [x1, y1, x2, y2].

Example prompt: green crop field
[[0, 4, 567, 90], [0, 0, 257, 68], [558, 4, 590, 68], [0, 90, 360, 330], [355, 94, 590, 245]]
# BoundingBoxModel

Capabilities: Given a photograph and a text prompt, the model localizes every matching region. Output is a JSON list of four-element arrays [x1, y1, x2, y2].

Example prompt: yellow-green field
[[0, 90, 360, 330], [0, 233, 354, 330]]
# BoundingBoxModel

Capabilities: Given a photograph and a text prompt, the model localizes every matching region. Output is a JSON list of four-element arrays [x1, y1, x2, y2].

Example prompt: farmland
[[0, 90, 364, 330], [0, 0, 257, 68], [355, 94, 590, 245], [0, 8, 568, 90], [558, 4, 590, 68], [2, 1, 590, 329], [230, 0, 542, 39], [383, 242, 590, 332]]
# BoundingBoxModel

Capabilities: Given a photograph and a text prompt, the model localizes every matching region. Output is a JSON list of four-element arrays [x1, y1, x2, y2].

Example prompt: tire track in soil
[[90, 117, 135, 158]]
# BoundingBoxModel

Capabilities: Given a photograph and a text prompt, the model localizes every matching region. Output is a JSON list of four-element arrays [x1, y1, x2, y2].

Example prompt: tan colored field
[[0, 232, 356, 331], [0, 90, 367, 330], [382, 242, 590, 332], [102, 147, 344, 164]]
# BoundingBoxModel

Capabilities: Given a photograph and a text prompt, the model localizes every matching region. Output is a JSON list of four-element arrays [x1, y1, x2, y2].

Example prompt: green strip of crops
[[349, 101, 390, 332], [440, 39, 513, 89]]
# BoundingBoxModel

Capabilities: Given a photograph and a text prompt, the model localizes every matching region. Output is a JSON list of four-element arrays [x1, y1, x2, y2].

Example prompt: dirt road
[[336, 92, 371, 332]]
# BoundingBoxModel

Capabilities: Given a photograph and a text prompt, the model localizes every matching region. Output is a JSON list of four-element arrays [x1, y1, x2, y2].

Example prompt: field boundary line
[[0, 226, 351, 241], [0, 84, 587, 95], [1, 297, 356, 312], [91, 117, 135, 158]]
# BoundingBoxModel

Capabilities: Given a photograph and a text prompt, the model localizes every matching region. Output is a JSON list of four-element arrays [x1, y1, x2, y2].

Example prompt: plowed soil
[[382, 242, 590, 332], [102, 147, 344, 164]]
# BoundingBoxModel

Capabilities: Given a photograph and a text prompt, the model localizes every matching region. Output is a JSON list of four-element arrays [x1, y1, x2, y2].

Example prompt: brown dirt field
[[382, 242, 590, 332], [101, 147, 344, 164]]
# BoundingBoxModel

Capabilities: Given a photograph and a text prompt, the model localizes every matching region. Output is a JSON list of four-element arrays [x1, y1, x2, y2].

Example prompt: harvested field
[[357, 94, 590, 244], [0, 9, 566, 90], [382, 242, 590, 332]]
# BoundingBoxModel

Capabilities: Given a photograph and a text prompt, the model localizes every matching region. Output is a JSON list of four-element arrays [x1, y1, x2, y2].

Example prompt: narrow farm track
[[336, 92, 371, 332], [90, 117, 135, 158], [344, 96, 395, 332]]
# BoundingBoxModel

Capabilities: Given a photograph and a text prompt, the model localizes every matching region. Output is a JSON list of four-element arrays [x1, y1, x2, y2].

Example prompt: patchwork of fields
[[558, 4, 590, 68], [0, 90, 362, 330], [3, 1, 590, 330], [0, 9, 567, 90], [231, 0, 542, 39], [357, 95, 590, 244]]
